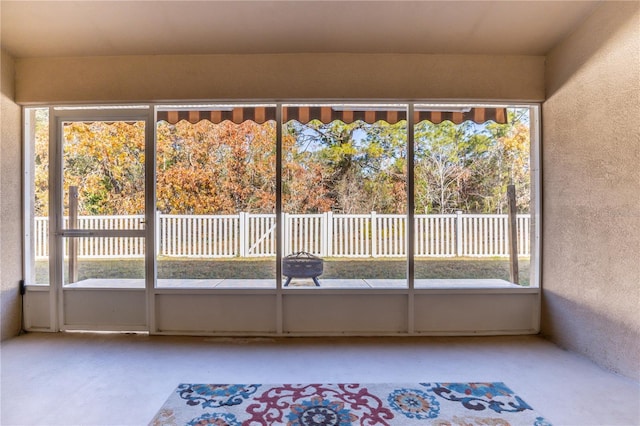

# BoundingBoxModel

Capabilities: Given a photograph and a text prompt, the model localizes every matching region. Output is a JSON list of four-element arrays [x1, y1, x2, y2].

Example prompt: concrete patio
[[66, 278, 525, 289]]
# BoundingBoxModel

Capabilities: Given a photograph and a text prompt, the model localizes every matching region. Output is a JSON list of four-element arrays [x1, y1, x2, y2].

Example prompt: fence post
[[455, 210, 463, 257], [239, 212, 246, 257], [321, 212, 327, 257], [280, 213, 287, 256], [371, 211, 377, 258], [326, 211, 333, 257], [507, 185, 520, 284]]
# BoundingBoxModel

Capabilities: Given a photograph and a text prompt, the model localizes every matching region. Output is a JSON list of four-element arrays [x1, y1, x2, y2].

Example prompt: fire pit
[[282, 251, 323, 287]]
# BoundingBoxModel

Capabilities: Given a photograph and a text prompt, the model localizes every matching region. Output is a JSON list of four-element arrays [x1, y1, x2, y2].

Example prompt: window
[[413, 105, 532, 286], [24, 108, 50, 286], [282, 104, 408, 288], [155, 105, 277, 288], [25, 103, 538, 290]]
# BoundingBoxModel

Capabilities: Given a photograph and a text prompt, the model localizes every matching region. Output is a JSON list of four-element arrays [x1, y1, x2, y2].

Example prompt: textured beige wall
[[15, 53, 544, 103], [542, 2, 640, 379], [1, 49, 23, 340]]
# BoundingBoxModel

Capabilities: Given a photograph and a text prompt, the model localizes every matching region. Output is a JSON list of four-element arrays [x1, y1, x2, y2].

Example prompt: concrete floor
[[1, 333, 638, 426]]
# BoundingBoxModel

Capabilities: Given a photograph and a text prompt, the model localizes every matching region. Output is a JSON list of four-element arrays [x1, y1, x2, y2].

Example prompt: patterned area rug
[[150, 382, 551, 425]]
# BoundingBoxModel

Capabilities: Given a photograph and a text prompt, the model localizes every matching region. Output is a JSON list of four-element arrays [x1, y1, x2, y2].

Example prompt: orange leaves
[[156, 120, 276, 215], [62, 121, 145, 215]]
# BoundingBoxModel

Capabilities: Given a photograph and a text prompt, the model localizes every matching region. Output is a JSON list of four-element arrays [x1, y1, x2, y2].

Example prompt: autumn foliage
[[33, 108, 531, 217]]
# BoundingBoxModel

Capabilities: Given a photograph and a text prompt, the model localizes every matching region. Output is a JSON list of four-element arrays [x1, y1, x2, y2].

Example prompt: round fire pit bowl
[[282, 251, 323, 286]]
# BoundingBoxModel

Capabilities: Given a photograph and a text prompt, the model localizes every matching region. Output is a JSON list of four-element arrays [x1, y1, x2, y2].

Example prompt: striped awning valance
[[415, 107, 507, 125], [283, 106, 407, 124], [157, 106, 508, 125], [157, 107, 277, 125]]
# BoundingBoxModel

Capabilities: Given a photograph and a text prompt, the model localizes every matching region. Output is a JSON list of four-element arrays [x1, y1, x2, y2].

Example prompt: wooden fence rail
[[34, 212, 530, 259]]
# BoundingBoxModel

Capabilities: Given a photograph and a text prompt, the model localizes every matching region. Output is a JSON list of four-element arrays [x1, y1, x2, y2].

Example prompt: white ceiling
[[1, 1, 602, 59]]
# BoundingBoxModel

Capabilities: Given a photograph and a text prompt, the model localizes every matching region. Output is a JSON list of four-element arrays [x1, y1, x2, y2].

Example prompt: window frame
[[23, 100, 542, 335]]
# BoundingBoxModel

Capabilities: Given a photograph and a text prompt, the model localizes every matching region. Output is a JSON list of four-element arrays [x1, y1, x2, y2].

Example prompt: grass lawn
[[37, 257, 530, 286]]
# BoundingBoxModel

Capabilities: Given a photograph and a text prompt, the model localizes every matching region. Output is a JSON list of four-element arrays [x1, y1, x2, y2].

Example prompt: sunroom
[[2, 2, 639, 424]]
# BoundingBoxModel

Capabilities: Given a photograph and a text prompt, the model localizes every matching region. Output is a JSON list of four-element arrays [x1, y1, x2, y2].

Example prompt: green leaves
[[414, 113, 530, 214]]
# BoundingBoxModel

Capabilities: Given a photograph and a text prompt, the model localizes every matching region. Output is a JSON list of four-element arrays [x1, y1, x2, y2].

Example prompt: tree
[[284, 119, 407, 214], [34, 107, 531, 218], [485, 109, 531, 213], [414, 109, 530, 214], [33, 109, 50, 217], [282, 129, 333, 213], [414, 121, 472, 213], [63, 121, 145, 215], [156, 120, 276, 214]]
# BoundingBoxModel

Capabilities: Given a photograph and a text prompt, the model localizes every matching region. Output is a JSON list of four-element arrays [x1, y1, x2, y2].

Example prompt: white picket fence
[[34, 212, 530, 259]]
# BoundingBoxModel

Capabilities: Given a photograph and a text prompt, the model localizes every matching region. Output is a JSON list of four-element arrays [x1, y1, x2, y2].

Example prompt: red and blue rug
[[150, 382, 551, 425]]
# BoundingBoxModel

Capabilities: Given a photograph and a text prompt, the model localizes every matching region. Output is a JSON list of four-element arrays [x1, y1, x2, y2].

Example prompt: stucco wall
[[1, 49, 23, 340], [15, 53, 544, 103], [542, 2, 640, 379]]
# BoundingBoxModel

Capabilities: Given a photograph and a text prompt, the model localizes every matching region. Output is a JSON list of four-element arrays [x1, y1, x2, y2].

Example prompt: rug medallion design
[[150, 382, 551, 425]]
